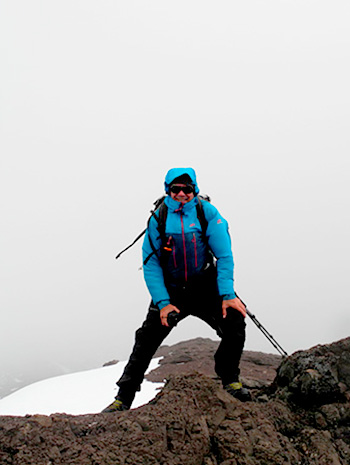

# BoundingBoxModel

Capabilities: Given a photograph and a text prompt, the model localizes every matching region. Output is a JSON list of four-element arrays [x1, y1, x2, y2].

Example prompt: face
[[169, 184, 195, 203]]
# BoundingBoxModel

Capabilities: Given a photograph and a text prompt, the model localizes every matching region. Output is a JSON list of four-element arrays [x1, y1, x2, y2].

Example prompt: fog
[[1, 1, 349, 384]]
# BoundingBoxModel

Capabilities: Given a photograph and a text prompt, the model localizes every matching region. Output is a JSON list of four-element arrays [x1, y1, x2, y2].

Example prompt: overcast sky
[[1, 0, 349, 381]]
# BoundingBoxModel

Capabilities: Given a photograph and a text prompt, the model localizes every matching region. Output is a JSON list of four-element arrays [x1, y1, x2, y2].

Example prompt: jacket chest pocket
[[191, 233, 198, 268], [164, 236, 177, 268]]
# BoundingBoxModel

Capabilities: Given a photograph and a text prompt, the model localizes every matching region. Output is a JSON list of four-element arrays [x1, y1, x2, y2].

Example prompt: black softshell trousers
[[117, 266, 246, 407]]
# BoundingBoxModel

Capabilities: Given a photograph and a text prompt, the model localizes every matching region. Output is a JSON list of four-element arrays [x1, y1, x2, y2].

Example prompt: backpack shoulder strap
[[143, 198, 168, 266], [196, 196, 209, 239], [156, 201, 168, 242]]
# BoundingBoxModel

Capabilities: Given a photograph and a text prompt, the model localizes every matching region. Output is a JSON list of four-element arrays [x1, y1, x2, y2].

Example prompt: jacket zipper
[[192, 233, 198, 268], [180, 212, 188, 281], [164, 236, 172, 253], [171, 238, 177, 268]]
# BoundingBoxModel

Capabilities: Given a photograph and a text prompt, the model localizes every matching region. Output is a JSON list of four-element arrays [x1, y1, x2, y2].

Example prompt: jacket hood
[[164, 167, 199, 194]]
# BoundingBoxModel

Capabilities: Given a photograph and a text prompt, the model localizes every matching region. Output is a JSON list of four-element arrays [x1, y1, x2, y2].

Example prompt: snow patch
[[0, 358, 164, 416]]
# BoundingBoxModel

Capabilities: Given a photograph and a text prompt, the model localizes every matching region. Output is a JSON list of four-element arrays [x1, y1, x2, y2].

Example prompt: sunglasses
[[170, 184, 194, 194]]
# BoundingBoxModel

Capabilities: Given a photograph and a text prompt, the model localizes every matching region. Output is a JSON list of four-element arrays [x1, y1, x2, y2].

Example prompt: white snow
[[0, 358, 164, 416]]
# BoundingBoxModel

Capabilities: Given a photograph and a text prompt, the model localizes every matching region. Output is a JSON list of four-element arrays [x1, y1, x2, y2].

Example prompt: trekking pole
[[246, 308, 288, 357], [237, 295, 288, 357]]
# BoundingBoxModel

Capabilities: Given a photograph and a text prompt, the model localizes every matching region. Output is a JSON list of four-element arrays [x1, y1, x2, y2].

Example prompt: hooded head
[[164, 167, 199, 195]]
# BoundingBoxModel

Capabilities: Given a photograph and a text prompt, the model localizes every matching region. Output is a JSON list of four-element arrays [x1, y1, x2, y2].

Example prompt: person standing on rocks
[[103, 167, 250, 412]]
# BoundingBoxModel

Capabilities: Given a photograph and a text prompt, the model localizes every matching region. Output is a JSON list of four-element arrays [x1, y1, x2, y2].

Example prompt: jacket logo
[[189, 223, 196, 227], [217, 219, 223, 224]]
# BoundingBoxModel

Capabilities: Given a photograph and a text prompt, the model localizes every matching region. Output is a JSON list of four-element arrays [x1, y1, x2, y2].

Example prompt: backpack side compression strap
[[115, 196, 166, 262], [115, 228, 147, 260]]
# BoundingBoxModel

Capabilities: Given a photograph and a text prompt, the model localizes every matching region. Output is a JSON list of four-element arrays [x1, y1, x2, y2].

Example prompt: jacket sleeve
[[203, 203, 236, 300], [142, 215, 171, 310]]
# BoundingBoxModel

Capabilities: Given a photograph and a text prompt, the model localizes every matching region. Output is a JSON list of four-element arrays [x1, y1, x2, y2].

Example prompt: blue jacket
[[142, 168, 236, 310]]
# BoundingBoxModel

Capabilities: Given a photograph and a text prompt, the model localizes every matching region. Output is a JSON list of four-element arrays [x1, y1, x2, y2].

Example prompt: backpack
[[115, 195, 211, 265]]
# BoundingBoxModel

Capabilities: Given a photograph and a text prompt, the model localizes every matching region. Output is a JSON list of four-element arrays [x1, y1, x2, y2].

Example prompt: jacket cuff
[[157, 300, 171, 310], [222, 292, 236, 300]]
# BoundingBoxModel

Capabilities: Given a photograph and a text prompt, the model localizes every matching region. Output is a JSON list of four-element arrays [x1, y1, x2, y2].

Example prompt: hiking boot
[[224, 381, 252, 402], [102, 397, 130, 413]]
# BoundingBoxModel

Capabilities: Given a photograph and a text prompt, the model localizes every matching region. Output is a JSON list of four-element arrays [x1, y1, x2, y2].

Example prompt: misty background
[[1, 1, 349, 395]]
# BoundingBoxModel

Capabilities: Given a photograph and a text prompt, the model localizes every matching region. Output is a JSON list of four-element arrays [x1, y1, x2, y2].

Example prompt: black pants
[[117, 270, 246, 407]]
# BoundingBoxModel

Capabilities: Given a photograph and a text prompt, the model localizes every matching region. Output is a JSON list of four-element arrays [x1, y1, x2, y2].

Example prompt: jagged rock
[[275, 337, 350, 406], [0, 337, 349, 464]]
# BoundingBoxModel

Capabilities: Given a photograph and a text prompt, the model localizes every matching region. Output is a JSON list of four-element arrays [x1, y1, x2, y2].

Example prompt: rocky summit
[[0, 337, 349, 465]]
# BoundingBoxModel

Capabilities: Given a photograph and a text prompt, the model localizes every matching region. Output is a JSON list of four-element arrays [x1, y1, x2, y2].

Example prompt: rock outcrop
[[0, 337, 349, 465], [148, 337, 281, 388], [274, 337, 350, 407]]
